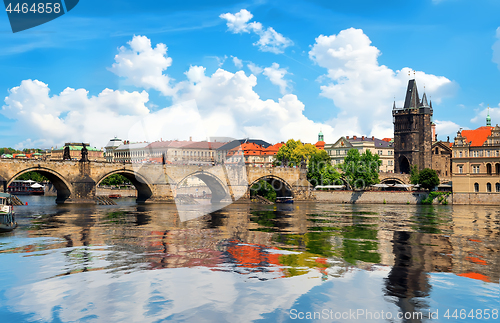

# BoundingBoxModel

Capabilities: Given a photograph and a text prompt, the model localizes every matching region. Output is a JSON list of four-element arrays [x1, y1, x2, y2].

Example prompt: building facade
[[451, 115, 500, 193], [393, 79, 433, 173], [324, 136, 395, 173], [51, 143, 105, 161]]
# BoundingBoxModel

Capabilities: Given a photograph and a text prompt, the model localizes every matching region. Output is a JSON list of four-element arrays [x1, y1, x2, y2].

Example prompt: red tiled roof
[[382, 138, 393, 142], [460, 126, 493, 147], [315, 141, 325, 150]]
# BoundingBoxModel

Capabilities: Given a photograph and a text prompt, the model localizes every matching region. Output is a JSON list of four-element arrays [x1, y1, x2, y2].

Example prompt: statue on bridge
[[63, 146, 71, 161], [80, 143, 89, 162]]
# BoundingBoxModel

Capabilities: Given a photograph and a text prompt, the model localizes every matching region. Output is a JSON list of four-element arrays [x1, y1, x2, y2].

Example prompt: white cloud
[[1, 79, 151, 149], [220, 9, 293, 54], [232, 56, 243, 69], [435, 120, 462, 139], [492, 27, 500, 70], [247, 62, 263, 75], [471, 104, 500, 126], [3, 36, 334, 148], [108, 35, 176, 96], [174, 66, 332, 143], [263, 63, 291, 95], [309, 27, 457, 139]]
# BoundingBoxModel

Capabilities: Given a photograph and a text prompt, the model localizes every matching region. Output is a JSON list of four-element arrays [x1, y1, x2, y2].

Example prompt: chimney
[[362, 136, 365, 140], [372, 136, 374, 140], [189, 136, 192, 141], [353, 136, 357, 140], [346, 136, 349, 139]]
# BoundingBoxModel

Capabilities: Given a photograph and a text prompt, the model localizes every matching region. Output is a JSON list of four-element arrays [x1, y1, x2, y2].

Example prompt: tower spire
[[486, 106, 491, 126]]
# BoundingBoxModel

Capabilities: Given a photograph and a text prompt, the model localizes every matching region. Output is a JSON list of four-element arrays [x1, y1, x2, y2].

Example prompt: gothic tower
[[393, 79, 433, 173]]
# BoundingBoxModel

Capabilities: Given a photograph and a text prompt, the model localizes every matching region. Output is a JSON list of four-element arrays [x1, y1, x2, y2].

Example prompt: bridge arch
[[380, 177, 407, 185], [249, 175, 294, 198], [7, 167, 73, 204], [96, 170, 153, 203], [176, 171, 230, 203]]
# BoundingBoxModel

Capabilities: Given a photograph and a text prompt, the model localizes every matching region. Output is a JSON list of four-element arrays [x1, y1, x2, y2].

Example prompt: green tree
[[341, 149, 381, 189], [417, 168, 440, 191], [250, 180, 277, 202], [409, 165, 419, 184], [275, 139, 319, 166], [307, 150, 341, 187], [100, 174, 130, 187], [17, 171, 48, 182]]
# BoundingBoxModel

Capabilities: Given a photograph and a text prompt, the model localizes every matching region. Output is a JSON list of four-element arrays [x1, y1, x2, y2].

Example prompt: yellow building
[[452, 112, 500, 193]]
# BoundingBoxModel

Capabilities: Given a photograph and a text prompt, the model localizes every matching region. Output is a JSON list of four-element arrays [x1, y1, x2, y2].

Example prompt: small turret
[[486, 106, 491, 126], [318, 130, 324, 142]]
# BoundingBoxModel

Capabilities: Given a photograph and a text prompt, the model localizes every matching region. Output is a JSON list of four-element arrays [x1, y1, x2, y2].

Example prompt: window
[[487, 150, 491, 157], [388, 150, 393, 155], [458, 165, 463, 174], [378, 150, 383, 155], [459, 151, 462, 157], [496, 183, 500, 192], [474, 183, 479, 192], [487, 183, 492, 192], [388, 160, 393, 166], [472, 165, 480, 174]]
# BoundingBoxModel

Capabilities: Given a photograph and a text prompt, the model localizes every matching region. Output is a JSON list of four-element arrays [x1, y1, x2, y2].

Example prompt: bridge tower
[[392, 79, 433, 173]]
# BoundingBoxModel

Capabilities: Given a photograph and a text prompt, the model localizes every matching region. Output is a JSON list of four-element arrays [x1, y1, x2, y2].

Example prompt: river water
[[0, 196, 498, 322]]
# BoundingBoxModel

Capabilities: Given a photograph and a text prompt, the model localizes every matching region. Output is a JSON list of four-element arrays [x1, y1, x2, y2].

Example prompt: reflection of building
[[393, 79, 433, 173], [452, 112, 500, 193], [51, 143, 105, 161], [325, 136, 394, 172]]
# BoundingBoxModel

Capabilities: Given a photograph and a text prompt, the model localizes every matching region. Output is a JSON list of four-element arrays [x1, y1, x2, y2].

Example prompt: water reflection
[[0, 198, 498, 322]]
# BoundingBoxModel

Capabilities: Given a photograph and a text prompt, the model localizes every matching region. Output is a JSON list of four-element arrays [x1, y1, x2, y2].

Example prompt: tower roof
[[403, 79, 420, 110], [421, 92, 429, 107], [486, 107, 491, 126]]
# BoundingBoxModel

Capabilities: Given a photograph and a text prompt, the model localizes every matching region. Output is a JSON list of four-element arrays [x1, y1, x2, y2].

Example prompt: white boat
[[0, 193, 17, 232]]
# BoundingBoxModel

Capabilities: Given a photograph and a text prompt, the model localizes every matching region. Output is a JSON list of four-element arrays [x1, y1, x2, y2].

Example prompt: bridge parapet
[[0, 160, 310, 203]]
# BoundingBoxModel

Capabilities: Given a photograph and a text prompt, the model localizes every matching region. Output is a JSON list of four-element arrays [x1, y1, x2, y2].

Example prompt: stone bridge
[[378, 172, 451, 186], [0, 160, 311, 204]]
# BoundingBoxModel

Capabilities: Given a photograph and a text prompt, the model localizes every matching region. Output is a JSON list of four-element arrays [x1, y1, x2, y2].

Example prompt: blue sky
[[1, 0, 500, 149]]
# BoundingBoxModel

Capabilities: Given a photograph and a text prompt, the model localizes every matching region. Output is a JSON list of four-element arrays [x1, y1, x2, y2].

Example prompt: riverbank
[[313, 190, 450, 205]]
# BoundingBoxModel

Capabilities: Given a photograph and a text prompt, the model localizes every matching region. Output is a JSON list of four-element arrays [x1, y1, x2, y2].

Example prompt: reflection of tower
[[385, 231, 431, 323], [393, 80, 433, 173]]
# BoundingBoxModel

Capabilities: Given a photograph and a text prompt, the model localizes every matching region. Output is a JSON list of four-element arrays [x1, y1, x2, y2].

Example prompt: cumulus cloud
[[309, 27, 457, 139], [492, 27, 500, 70], [435, 120, 462, 139], [220, 9, 293, 54], [2, 79, 150, 149], [174, 66, 331, 142], [108, 35, 176, 96], [263, 63, 291, 95], [3, 36, 332, 148]]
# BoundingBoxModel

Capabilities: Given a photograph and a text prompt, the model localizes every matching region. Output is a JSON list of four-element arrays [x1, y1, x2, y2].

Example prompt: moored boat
[[0, 193, 17, 232], [276, 196, 294, 204]]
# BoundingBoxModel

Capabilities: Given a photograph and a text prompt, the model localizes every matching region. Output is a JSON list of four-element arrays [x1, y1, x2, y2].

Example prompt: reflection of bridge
[[0, 160, 311, 204]]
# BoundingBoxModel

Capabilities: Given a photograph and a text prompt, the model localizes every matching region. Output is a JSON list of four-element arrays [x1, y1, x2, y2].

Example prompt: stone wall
[[96, 188, 137, 197], [453, 192, 500, 205], [314, 190, 451, 205]]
